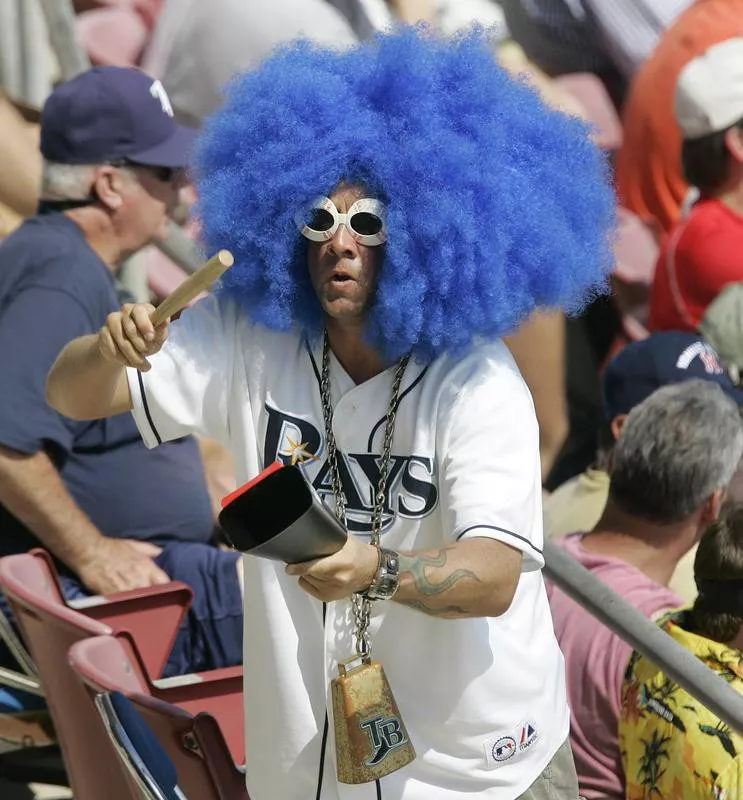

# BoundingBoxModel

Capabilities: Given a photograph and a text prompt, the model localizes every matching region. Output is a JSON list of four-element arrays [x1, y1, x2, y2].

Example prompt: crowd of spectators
[[3, 1, 743, 798]]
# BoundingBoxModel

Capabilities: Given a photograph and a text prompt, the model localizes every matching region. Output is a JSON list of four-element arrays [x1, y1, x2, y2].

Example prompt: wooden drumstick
[[150, 249, 234, 326]]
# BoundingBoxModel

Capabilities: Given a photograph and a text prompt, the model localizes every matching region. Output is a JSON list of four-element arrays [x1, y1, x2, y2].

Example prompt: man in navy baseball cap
[[603, 331, 743, 420], [544, 331, 743, 603], [34, 66, 195, 250], [0, 65, 247, 688], [40, 66, 195, 168]]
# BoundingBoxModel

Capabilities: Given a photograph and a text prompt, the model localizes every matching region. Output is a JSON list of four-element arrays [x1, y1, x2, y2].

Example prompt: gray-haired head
[[609, 379, 743, 524]]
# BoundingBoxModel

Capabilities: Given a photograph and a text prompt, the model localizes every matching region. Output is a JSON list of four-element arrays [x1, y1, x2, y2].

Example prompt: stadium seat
[[0, 550, 194, 799], [70, 634, 248, 799], [2, 549, 193, 677], [0, 601, 63, 792], [94, 690, 184, 800], [0, 598, 45, 717]]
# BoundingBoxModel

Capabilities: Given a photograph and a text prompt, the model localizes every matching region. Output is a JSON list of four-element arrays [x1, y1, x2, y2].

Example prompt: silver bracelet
[[362, 547, 400, 601]]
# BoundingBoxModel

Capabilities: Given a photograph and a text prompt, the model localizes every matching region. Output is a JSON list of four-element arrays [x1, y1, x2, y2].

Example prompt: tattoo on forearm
[[398, 598, 470, 617], [397, 549, 482, 618], [399, 549, 481, 595]]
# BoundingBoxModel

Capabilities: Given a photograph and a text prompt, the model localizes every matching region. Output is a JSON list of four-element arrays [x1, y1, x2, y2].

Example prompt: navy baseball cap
[[40, 66, 195, 168], [602, 331, 743, 420]]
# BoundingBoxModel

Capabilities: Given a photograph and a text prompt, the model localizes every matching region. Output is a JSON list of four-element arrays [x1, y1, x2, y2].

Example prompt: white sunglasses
[[295, 196, 387, 246]]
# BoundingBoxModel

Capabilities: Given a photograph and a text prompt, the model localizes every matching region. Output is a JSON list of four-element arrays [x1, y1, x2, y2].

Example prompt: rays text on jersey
[[264, 403, 439, 532]]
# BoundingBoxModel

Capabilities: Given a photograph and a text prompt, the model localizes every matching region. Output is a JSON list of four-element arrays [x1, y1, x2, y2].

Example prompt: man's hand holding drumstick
[[46, 249, 234, 420], [98, 301, 171, 373], [100, 248, 234, 372]]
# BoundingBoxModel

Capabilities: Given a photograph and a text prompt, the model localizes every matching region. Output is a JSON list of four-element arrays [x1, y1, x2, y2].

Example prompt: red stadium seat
[[8, 549, 192, 677], [0, 549, 194, 800], [70, 633, 248, 799]]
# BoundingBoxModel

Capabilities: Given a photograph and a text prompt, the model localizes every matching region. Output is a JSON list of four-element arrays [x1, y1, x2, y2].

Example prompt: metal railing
[[545, 540, 743, 734]]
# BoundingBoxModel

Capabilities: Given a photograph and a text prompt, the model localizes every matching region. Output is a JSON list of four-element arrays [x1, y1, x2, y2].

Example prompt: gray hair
[[609, 379, 743, 523], [41, 160, 138, 201], [41, 162, 97, 201]]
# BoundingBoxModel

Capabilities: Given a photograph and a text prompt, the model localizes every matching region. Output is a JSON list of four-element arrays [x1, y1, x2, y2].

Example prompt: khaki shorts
[[518, 738, 581, 800]]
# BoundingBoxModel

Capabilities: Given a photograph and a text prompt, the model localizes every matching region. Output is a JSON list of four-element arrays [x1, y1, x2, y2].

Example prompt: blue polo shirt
[[0, 213, 214, 557]]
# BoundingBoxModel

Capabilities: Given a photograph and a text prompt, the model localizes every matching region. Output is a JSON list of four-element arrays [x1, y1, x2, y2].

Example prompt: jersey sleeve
[[0, 287, 91, 460], [437, 343, 545, 571], [127, 294, 234, 449]]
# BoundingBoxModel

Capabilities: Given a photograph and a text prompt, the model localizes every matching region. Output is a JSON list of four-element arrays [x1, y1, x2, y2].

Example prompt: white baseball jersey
[[127, 294, 571, 800]]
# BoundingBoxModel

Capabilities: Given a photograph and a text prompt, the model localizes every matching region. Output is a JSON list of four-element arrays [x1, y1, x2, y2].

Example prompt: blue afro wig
[[193, 26, 616, 362]]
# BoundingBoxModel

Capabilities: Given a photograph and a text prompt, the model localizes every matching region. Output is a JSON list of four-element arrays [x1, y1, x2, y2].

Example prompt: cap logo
[[676, 341, 723, 375], [149, 80, 174, 117]]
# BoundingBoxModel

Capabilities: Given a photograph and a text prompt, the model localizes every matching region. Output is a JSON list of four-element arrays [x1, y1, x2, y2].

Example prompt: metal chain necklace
[[320, 330, 409, 656]]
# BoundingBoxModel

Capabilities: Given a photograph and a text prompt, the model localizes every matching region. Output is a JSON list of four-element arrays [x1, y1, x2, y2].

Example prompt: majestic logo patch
[[361, 715, 408, 766], [263, 404, 438, 532], [492, 736, 516, 762], [518, 721, 538, 752]]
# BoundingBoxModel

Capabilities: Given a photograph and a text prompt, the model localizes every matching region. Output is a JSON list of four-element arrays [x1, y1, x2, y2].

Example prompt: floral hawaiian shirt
[[619, 609, 743, 799]]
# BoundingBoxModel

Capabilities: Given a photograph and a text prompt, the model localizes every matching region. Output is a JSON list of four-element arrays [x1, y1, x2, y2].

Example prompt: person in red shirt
[[649, 37, 743, 333], [616, 0, 743, 234]]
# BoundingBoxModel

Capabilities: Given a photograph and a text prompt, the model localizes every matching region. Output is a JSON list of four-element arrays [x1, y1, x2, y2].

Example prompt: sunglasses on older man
[[110, 159, 182, 183], [295, 196, 387, 246]]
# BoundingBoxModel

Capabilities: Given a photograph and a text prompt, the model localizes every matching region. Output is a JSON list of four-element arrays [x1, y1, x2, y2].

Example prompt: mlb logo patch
[[492, 736, 516, 762], [518, 721, 539, 752]]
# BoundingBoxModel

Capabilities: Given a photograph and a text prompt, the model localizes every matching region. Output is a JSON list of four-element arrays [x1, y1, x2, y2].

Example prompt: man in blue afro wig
[[49, 26, 615, 800]]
